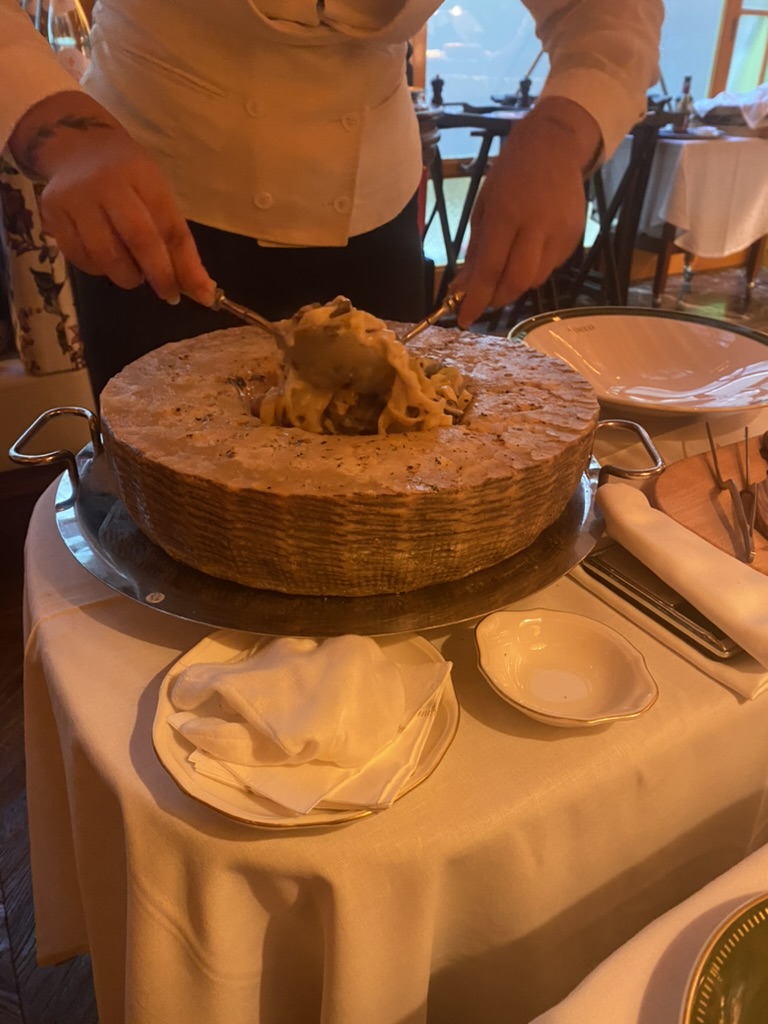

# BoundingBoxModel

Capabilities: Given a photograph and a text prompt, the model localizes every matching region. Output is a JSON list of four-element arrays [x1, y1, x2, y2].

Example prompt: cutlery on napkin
[[572, 567, 768, 700], [167, 634, 451, 814], [596, 482, 768, 677], [755, 430, 768, 540]]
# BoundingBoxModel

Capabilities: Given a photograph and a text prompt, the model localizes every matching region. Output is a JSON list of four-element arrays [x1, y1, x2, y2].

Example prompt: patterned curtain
[[0, 150, 85, 374]]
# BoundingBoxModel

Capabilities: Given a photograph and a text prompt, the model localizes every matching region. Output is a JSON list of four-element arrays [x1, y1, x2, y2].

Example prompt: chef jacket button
[[341, 112, 360, 131], [254, 192, 273, 209], [245, 98, 261, 117], [333, 196, 351, 214]]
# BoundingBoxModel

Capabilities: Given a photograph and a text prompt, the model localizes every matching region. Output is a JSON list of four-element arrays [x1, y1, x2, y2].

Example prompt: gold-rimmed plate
[[152, 630, 459, 829], [681, 892, 768, 1023]]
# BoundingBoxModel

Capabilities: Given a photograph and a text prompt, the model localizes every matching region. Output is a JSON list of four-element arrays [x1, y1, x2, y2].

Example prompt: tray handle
[[8, 406, 102, 491], [595, 419, 665, 486]]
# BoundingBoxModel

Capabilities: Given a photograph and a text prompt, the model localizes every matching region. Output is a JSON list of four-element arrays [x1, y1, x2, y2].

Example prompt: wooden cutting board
[[652, 435, 768, 575]]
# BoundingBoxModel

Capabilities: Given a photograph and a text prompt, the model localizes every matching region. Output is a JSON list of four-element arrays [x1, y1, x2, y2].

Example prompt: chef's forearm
[[9, 90, 124, 181], [524, 0, 663, 160], [519, 96, 603, 177]]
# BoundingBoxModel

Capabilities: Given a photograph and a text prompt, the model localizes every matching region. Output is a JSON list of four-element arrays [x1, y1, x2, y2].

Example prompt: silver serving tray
[[13, 409, 663, 637]]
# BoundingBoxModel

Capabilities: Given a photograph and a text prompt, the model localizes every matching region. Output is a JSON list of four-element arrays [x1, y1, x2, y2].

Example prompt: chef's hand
[[451, 97, 603, 328], [8, 91, 215, 306]]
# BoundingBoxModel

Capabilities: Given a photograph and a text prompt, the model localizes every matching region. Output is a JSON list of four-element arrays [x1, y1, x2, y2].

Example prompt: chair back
[[565, 121, 661, 306]]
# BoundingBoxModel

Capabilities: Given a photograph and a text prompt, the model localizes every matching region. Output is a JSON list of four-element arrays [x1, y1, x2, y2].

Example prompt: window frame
[[709, 1, 768, 94], [413, 2, 768, 103]]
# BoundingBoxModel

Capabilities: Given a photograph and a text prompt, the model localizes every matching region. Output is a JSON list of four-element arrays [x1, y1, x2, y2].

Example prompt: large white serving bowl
[[511, 308, 768, 415]]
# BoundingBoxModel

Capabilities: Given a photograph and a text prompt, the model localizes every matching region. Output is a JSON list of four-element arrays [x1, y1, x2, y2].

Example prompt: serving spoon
[[210, 288, 285, 341], [208, 288, 466, 393], [210, 289, 387, 392]]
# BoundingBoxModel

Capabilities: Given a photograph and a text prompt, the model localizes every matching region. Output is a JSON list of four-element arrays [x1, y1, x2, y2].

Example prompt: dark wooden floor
[[0, 265, 766, 1024], [629, 260, 768, 332]]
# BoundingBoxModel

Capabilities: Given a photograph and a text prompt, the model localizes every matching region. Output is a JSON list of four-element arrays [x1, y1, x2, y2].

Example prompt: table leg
[[452, 132, 495, 257], [425, 148, 458, 276], [744, 236, 767, 310], [652, 223, 678, 307], [676, 251, 696, 304], [435, 129, 497, 303]]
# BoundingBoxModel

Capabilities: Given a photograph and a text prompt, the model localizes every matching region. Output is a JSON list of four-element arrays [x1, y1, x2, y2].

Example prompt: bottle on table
[[675, 75, 694, 130], [47, 0, 91, 81]]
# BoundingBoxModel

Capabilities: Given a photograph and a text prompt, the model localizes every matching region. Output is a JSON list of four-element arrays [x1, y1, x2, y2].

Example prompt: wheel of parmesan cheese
[[99, 323, 599, 596]]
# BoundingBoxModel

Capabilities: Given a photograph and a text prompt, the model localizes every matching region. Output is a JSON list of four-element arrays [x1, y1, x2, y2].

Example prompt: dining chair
[[561, 120, 662, 307], [421, 111, 673, 326], [421, 105, 527, 305]]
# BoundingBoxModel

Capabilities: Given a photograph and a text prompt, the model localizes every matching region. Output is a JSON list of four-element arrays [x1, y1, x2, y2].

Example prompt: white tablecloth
[[528, 840, 768, 1024], [22, 409, 768, 1024], [603, 134, 768, 257]]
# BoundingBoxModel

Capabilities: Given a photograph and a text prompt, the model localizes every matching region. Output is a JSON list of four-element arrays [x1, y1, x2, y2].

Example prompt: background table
[[22, 408, 768, 1024], [602, 133, 768, 305]]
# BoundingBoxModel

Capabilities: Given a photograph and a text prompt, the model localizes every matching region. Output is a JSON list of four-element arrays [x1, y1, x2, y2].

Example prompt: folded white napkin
[[185, 684, 442, 813], [168, 634, 450, 814], [694, 85, 768, 129], [597, 482, 768, 680]]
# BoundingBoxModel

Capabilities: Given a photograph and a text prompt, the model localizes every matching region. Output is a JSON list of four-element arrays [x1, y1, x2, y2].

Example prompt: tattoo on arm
[[17, 114, 114, 180]]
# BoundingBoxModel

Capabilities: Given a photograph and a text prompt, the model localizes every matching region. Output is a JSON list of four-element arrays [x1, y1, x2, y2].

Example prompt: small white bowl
[[475, 608, 659, 727]]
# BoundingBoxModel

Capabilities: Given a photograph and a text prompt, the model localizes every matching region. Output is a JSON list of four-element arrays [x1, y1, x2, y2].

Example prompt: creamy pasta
[[255, 297, 472, 435]]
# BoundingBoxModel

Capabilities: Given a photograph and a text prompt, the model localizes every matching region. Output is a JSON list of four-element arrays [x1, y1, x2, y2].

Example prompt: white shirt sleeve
[[0, 0, 85, 151], [523, 0, 664, 158]]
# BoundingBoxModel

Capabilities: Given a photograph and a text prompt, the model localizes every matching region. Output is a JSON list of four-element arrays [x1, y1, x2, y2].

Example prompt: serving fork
[[400, 291, 465, 343], [705, 422, 755, 564]]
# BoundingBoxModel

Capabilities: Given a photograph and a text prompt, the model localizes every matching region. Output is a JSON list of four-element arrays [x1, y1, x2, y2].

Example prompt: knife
[[705, 422, 755, 563], [754, 430, 768, 539]]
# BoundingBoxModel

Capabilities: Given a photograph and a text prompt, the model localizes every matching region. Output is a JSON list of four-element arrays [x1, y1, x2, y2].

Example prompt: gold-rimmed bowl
[[475, 608, 659, 727]]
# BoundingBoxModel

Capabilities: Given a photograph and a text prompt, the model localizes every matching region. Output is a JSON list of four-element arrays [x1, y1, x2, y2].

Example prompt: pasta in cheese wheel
[[258, 297, 472, 435]]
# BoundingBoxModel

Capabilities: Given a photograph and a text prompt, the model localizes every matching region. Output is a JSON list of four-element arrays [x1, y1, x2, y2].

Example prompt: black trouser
[[71, 192, 427, 398]]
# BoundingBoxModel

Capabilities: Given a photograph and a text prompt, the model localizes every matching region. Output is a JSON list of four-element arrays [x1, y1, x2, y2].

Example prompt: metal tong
[[400, 291, 465, 344], [210, 288, 466, 347], [210, 288, 286, 343], [705, 422, 756, 564]]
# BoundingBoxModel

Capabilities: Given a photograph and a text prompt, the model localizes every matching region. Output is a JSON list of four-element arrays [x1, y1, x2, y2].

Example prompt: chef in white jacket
[[0, 0, 662, 394]]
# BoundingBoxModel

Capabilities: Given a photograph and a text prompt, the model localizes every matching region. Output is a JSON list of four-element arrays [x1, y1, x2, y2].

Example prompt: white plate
[[475, 608, 658, 727], [153, 629, 459, 829], [687, 125, 724, 138], [514, 310, 768, 415]]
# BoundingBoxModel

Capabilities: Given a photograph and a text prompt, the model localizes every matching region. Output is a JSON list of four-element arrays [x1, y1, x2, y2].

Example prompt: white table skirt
[[602, 134, 768, 257], [22, 409, 768, 1024], [528, 840, 768, 1024]]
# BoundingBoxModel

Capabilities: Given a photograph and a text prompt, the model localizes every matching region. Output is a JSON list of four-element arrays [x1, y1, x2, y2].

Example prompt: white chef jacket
[[0, 0, 662, 246]]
